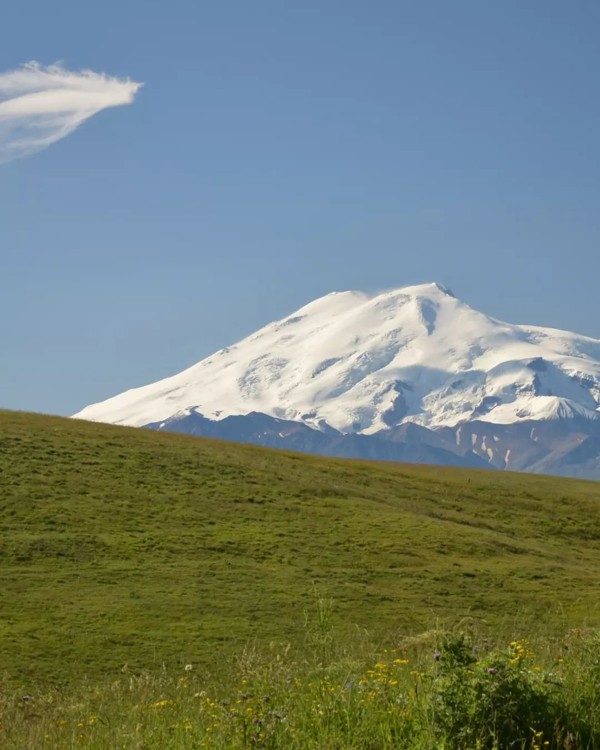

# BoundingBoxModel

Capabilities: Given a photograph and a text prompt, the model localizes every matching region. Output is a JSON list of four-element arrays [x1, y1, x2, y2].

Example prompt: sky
[[1, 0, 599, 417]]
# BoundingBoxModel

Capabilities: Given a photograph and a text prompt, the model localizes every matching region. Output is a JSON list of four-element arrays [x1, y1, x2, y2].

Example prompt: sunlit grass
[[2, 616, 599, 749], [0, 409, 599, 686], [1, 409, 599, 747]]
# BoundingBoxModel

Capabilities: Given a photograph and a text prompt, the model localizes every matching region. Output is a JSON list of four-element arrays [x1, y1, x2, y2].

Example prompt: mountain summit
[[74, 284, 600, 479], [75, 282, 600, 429]]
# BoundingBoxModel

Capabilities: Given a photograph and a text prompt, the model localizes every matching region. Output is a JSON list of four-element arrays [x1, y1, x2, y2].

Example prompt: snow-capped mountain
[[74, 283, 600, 479]]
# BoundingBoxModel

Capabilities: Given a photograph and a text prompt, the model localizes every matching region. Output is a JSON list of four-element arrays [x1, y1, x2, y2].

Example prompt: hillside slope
[[1, 410, 599, 682]]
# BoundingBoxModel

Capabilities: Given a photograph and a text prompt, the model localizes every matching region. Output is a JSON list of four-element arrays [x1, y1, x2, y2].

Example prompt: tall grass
[[2, 606, 599, 749]]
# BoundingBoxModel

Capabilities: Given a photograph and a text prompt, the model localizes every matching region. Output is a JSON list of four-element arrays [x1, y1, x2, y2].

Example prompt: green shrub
[[430, 634, 571, 749]]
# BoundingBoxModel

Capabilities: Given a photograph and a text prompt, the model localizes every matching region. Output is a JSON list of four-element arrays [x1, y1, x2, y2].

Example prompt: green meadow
[[0, 409, 599, 747]]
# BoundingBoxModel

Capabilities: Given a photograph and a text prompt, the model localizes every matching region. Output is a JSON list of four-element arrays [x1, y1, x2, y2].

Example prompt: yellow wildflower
[[150, 699, 172, 709]]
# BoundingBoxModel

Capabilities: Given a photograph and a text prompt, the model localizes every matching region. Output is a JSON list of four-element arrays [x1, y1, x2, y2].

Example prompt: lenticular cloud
[[0, 62, 142, 163]]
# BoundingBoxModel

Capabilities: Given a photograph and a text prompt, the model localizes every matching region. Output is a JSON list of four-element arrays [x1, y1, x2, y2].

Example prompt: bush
[[430, 633, 569, 749]]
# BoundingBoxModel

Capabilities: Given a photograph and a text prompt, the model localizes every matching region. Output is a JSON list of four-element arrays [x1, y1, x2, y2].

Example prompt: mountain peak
[[389, 281, 456, 299], [74, 285, 600, 437], [315, 282, 455, 304]]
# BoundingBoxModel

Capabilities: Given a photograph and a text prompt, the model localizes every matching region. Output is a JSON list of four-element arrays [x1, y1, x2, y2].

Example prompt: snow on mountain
[[74, 282, 600, 436]]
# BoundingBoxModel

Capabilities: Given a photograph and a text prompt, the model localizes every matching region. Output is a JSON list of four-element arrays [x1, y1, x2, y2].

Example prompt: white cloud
[[0, 62, 142, 164]]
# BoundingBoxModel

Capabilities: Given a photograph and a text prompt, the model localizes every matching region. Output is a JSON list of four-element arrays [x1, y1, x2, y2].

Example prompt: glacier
[[74, 282, 600, 435]]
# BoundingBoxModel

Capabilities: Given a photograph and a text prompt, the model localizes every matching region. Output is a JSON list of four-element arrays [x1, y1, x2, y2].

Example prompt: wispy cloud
[[0, 62, 142, 164]]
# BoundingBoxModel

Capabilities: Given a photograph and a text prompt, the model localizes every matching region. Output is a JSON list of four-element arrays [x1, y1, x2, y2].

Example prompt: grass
[[0, 407, 599, 693], [1, 616, 600, 748]]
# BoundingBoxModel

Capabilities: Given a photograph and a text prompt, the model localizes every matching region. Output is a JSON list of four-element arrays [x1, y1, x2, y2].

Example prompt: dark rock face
[[434, 417, 600, 479], [145, 410, 489, 470], [145, 410, 600, 480], [146, 412, 600, 479]]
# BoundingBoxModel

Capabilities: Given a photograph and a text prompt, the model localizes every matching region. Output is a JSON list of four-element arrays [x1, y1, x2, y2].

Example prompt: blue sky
[[1, 0, 599, 416]]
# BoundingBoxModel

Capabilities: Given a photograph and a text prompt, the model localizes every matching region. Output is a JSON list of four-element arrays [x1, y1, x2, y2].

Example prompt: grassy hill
[[0, 409, 599, 684]]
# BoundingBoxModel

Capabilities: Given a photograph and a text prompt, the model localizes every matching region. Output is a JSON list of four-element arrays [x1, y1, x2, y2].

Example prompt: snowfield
[[74, 282, 600, 435]]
